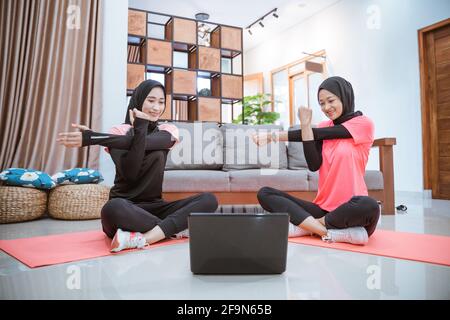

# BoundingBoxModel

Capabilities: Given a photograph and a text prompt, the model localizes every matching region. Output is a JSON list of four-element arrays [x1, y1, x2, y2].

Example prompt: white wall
[[99, 0, 128, 185], [244, 0, 450, 192]]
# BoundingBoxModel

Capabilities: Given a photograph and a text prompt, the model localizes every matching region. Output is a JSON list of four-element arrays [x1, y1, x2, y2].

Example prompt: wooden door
[[419, 18, 450, 199]]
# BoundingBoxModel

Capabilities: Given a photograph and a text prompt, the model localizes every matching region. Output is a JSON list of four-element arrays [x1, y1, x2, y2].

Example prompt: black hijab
[[125, 79, 166, 133], [317, 76, 362, 125]]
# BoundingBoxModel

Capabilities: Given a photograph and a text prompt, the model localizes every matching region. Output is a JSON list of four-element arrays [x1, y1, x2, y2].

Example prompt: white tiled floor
[[0, 191, 449, 299]]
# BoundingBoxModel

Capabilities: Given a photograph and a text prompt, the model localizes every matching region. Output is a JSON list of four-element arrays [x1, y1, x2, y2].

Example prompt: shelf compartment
[[197, 71, 220, 97], [147, 13, 171, 40], [172, 98, 197, 121], [173, 43, 197, 69], [221, 101, 243, 124], [197, 23, 219, 48], [127, 37, 145, 64]]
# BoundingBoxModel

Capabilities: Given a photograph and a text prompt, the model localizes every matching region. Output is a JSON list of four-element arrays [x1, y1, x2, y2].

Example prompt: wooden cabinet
[[128, 8, 243, 123]]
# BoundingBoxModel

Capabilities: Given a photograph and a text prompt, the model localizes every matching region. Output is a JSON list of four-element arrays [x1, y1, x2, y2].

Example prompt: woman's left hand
[[298, 106, 312, 127], [132, 108, 151, 121]]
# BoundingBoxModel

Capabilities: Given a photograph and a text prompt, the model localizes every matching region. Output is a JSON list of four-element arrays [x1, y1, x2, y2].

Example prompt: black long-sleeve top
[[82, 117, 176, 201], [287, 125, 353, 171]]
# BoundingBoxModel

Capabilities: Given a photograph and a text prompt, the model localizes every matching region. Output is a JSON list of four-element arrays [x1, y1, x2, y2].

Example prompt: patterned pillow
[[0, 168, 56, 189], [52, 168, 103, 185]]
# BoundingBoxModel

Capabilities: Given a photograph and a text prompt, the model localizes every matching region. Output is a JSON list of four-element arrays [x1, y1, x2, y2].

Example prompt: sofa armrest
[[371, 137, 396, 214], [372, 138, 397, 147]]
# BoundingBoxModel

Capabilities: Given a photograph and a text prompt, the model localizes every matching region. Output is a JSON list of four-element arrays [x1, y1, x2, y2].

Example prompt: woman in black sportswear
[[57, 80, 218, 252]]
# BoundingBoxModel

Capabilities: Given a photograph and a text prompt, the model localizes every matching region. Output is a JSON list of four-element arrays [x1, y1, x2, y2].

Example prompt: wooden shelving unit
[[127, 8, 244, 123]]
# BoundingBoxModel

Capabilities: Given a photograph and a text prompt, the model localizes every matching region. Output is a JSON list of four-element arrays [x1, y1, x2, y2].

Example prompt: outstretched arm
[[250, 123, 352, 146], [81, 130, 175, 150], [57, 124, 176, 151]]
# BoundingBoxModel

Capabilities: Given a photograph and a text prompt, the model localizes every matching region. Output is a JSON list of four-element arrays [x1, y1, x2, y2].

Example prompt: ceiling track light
[[246, 8, 278, 33], [247, 29, 253, 35]]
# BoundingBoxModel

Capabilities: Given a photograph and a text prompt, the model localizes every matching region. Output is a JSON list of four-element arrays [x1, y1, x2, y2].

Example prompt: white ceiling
[[128, 0, 341, 51]]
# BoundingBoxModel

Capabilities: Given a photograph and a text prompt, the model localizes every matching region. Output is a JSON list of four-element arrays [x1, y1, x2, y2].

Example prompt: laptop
[[188, 213, 289, 274]]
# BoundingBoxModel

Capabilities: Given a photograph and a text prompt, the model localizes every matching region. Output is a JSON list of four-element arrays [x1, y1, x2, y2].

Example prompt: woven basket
[[0, 186, 48, 224], [48, 184, 110, 220]]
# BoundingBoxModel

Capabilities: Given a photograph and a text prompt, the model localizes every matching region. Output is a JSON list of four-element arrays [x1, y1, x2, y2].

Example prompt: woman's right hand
[[251, 133, 272, 147], [298, 106, 312, 127], [56, 124, 89, 148]]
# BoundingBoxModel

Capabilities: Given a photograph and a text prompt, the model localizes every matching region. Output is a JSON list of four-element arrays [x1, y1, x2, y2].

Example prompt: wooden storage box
[[172, 69, 197, 95], [197, 97, 221, 122], [220, 26, 242, 51], [127, 63, 145, 90], [128, 10, 146, 36], [147, 39, 172, 66], [166, 18, 197, 45], [198, 47, 220, 72], [160, 95, 172, 120], [221, 75, 242, 99]]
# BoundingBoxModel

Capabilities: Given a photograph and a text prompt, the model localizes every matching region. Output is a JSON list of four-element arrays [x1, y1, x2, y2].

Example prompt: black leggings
[[257, 187, 380, 236], [101, 192, 218, 239]]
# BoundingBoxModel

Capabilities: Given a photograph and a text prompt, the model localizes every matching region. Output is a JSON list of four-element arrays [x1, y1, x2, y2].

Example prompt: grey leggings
[[257, 186, 380, 236], [101, 192, 218, 239]]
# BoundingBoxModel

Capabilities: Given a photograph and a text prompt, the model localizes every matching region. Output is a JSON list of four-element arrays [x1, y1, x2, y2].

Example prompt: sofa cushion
[[228, 169, 308, 192], [165, 122, 223, 170], [221, 123, 288, 171], [308, 170, 384, 191], [163, 170, 230, 192], [287, 141, 307, 169]]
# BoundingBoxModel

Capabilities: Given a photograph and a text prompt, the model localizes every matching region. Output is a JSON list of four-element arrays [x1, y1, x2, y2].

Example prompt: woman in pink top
[[254, 76, 380, 245]]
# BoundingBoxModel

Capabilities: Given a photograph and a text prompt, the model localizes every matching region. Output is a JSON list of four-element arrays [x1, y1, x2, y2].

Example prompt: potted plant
[[233, 93, 280, 125]]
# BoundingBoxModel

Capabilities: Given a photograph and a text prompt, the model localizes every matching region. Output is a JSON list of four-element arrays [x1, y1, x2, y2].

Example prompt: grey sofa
[[162, 122, 396, 214]]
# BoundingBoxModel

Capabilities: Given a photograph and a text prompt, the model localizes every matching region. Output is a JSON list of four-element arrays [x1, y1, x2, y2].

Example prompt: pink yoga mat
[[289, 229, 450, 267], [1, 229, 449, 268], [0, 230, 188, 268]]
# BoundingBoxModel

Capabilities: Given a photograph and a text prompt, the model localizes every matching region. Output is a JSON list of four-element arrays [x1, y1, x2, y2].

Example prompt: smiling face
[[141, 87, 165, 121], [318, 89, 343, 121]]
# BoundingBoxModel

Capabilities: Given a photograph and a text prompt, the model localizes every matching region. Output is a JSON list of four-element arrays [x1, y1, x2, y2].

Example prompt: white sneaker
[[322, 227, 369, 245], [172, 229, 189, 239], [110, 228, 147, 252], [288, 223, 312, 238]]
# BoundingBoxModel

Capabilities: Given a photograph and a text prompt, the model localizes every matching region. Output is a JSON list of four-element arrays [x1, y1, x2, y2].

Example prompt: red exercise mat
[[289, 229, 450, 266], [0, 230, 188, 268]]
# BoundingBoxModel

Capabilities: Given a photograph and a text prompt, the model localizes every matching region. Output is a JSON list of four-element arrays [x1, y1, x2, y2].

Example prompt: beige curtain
[[0, 0, 103, 174]]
